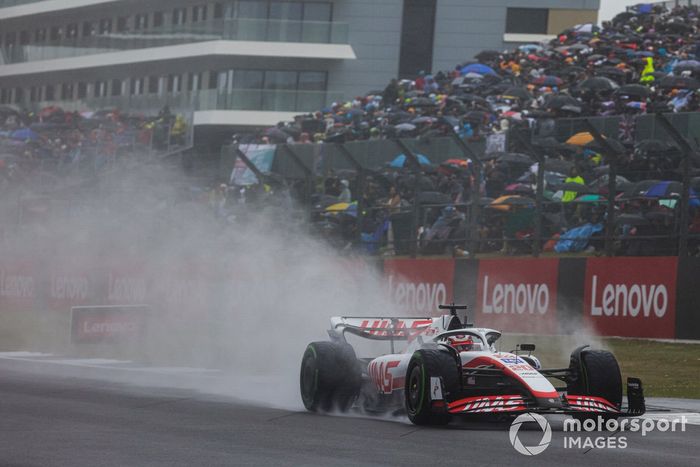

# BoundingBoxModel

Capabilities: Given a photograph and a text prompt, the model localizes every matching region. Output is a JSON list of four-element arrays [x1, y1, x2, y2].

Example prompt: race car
[[299, 304, 645, 425]]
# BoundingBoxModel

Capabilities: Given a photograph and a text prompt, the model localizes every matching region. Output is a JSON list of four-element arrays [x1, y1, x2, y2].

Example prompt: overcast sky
[[598, 0, 657, 22]]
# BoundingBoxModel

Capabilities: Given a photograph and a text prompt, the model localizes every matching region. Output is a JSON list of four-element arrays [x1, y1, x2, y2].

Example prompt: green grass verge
[[499, 334, 700, 399]]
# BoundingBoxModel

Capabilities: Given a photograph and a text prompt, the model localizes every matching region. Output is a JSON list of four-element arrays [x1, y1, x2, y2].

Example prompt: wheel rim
[[407, 365, 423, 414]]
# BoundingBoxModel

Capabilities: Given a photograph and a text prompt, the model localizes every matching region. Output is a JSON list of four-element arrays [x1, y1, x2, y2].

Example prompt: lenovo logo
[[481, 275, 549, 315], [590, 275, 668, 318]]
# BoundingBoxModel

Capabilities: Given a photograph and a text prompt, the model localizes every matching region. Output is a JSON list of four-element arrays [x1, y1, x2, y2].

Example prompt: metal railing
[[21, 88, 343, 115], [0, 18, 349, 64]]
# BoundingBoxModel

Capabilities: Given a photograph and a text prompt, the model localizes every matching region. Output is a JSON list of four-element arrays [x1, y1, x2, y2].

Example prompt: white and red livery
[[300, 304, 645, 425]]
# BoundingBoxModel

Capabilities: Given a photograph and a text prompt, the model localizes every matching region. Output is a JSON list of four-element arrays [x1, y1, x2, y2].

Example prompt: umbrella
[[496, 153, 533, 165], [394, 123, 417, 133], [574, 194, 606, 203], [634, 139, 677, 156], [578, 77, 619, 92], [460, 63, 497, 76], [390, 153, 431, 168], [675, 60, 700, 73], [614, 84, 651, 99], [643, 181, 685, 198], [590, 174, 633, 191], [624, 180, 662, 198], [502, 87, 533, 100], [325, 202, 357, 216], [545, 95, 582, 113], [441, 159, 469, 168], [566, 132, 595, 146], [519, 44, 543, 53], [10, 128, 39, 141], [505, 183, 534, 195], [407, 97, 436, 107], [659, 75, 700, 90], [533, 75, 563, 87], [412, 116, 437, 124], [488, 195, 534, 211]]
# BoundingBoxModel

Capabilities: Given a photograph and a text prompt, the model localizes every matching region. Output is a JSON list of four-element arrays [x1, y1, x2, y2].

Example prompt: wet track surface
[[0, 361, 697, 466]]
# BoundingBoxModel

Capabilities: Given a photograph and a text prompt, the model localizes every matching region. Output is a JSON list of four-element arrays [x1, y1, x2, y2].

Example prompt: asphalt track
[[0, 359, 698, 467]]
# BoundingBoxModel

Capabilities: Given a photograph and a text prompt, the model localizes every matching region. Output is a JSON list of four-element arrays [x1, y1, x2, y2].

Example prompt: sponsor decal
[[71, 305, 149, 344], [584, 257, 677, 338], [475, 259, 559, 333], [384, 259, 454, 315], [367, 359, 401, 394], [0, 261, 35, 311]]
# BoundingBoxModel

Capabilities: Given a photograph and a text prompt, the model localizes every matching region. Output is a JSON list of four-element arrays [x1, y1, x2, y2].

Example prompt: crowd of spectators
[[223, 3, 700, 257], [0, 104, 189, 190]]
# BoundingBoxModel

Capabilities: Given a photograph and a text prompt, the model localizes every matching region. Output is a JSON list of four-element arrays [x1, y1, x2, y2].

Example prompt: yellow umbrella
[[488, 195, 534, 212]]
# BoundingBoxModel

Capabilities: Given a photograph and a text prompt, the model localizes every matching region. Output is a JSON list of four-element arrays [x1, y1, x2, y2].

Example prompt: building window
[[505, 8, 549, 34], [236, 1, 268, 19], [117, 17, 128, 33], [4, 32, 16, 47], [147, 76, 159, 94], [398, 0, 437, 79], [193, 5, 208, 22], [66, 23, 78, 39], [188, 72, 202, 91], [99, 18, 112, 34], [82, 21, 96, 37], [61, 83, 73, 100], [29, 86, 42, 102], [19, 30, 29, 45], [213, 3, 224, 19], [153, 11, 164, 28], [14, 87, 23, 104], [77, 82, 87, 98], [111, 79, 122, 96], [50, 26, 62, 41], [130, 77, 144, 95], [207, 71, 218, 89], [268, 1, 302, 41], [167, 74, 182, 93], [94, 80, 108, 97], [34, 28, 46, 42], [134, 14, 149, 30], [303, 2, 332, 22], [45, 85, 55, 101], [172, 8, 187, 25]]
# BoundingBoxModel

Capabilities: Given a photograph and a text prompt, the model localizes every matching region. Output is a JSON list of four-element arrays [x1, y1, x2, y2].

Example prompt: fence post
[[654, 112, 699, 258], [583, 119, 621, 257], [393, 138, 422, 257], [335, 143, 366, 246], [281, 144, 313, 215], [448, 131, 483, 257]]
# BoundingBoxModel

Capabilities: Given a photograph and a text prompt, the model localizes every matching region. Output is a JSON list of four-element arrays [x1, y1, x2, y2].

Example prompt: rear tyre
[[568, 348, 622, 420], [405, 349, 460, 426], [300, 341, 361, 412]]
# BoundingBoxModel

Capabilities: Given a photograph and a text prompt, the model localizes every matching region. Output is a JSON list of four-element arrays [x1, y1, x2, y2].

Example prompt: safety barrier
[[0, 255, 696, 340]]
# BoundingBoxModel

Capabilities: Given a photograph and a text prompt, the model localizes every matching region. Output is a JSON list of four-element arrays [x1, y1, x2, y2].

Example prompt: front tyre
[[405, 349, 460, 426], [300, 341, 361, 412]]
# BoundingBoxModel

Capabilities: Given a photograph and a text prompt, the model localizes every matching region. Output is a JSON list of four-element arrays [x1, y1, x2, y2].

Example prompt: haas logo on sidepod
[[368, 360, 400, 394], [590, 275, 668, 318]]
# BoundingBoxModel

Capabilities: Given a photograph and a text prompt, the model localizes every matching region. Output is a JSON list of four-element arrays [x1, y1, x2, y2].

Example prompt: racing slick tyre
[[568, 348, 622, 420], [405, 349, 460, 426], [300, 341, 361, 413]]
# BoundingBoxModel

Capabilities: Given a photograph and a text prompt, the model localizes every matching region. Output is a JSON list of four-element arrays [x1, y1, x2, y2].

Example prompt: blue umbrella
[[390, 153, 431, 168], [519, 44, 543, 53], [460, 63, 497, 76], [11, 127, 39, 141]]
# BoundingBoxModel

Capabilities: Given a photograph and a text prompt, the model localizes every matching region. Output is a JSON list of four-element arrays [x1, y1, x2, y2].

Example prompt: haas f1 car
[[300, 305, 645, 425]]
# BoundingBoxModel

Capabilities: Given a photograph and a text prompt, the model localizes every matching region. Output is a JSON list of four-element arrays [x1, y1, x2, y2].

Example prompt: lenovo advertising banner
[[384, 258, 455, 316], [71, 305, 150, 344], [0, 260, 36, 312], [475, 258, 559, 334], [583, 257, 677, 338]]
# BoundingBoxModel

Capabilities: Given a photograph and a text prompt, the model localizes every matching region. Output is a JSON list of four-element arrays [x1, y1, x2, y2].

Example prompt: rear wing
[[330, 316, 438, 341]]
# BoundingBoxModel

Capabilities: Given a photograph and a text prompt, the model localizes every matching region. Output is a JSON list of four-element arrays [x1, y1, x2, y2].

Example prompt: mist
[[0, 162, 399, 410]]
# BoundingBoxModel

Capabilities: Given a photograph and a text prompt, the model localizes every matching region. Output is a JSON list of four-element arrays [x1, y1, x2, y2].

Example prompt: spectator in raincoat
[[562, 167, 584, 203], [640, 57, 655, 84]]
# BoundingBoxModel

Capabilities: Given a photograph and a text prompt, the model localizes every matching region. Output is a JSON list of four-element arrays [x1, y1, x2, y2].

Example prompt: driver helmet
[[447, 335, 475, 352]]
